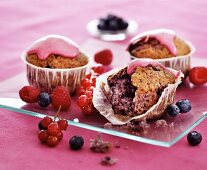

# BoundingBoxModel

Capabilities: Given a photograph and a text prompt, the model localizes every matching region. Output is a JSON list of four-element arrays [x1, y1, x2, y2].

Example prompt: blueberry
[[167, 104, 180, 117], [38, 120, 47, 130], [187, 131, 202, 146], [176, 99, 191, 113], [69, 135, 84, 150], [38, 92, 51, 107]]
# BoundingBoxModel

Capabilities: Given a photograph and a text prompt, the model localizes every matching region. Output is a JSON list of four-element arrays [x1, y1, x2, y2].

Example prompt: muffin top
[[27, 35, 80, 60], [128, 29, 191, 59], [25, 35, 88, 69]]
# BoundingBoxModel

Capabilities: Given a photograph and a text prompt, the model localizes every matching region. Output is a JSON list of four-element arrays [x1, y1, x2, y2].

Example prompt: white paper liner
[[93, 67, 184, 125], [21, 52, 91, 94]]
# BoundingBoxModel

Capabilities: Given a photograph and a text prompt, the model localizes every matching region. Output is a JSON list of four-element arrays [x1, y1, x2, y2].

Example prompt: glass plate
[[0, 39, 207, 147], [0, 71, 207, 147]]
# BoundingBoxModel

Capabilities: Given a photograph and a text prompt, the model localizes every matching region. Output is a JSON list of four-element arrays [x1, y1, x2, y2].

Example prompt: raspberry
[[19, 86, 40, 103], [188, 67, 207, 85], [94, 49, 113, 65], [51, 86, 71, 111]]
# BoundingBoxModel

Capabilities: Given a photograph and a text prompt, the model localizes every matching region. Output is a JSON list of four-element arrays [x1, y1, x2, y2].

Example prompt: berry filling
[[108, 68, 136, 116]]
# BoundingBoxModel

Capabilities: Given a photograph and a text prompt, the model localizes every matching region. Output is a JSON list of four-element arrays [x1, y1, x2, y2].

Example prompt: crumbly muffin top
[[131, 65, 176, 92], [26, 53, 88, 69], [131, 65, 175, 115], [129, 37, 190, 59]]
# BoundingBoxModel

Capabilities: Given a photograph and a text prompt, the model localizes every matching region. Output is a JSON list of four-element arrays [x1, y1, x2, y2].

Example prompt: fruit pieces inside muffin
[[128, 29, 191, 59], [107, 64, 176, 117], [26, 53, 88, 69]]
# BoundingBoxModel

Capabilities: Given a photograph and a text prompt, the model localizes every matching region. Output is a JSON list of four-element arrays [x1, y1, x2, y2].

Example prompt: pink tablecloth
[[0, 0, 207, 170]]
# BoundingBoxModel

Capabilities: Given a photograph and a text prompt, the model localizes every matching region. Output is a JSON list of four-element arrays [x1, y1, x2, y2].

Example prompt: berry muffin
[[21, 35, 90, 94], [93, 59, 184, 125], [127, 29, 195, 76]]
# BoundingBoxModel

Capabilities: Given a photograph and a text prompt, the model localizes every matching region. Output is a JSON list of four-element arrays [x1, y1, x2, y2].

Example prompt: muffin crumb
[[101, 156, 118, 166], [90, 135, 113, 153]]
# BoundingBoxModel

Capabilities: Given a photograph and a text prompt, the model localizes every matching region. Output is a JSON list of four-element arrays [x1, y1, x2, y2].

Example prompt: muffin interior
[[107, 65, 176, 117], [129, 37, 190, 59], [26, 53, 88, 69]]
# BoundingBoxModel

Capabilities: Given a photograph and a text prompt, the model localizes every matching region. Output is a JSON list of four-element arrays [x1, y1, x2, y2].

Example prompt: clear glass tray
[[0, 71, 207, 147]]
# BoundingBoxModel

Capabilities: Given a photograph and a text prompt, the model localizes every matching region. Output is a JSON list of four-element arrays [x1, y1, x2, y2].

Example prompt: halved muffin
[[93, 59, 184, 125]]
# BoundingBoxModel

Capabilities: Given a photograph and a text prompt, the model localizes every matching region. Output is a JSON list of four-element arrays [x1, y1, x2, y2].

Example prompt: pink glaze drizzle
[[129, 29, 177, 56], [27, 35, 80, 60], [127, 58, 176, 76]]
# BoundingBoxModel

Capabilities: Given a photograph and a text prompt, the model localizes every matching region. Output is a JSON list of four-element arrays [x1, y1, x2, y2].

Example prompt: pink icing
[[27, 35, 80, 60], [127, 58, 175, 76], [129, 29, 177, 56]]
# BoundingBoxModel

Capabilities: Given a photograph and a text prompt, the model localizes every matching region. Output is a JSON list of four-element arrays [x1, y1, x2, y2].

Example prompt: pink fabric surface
[[0, 109, 207, 170], [0, 0, 207, 170]]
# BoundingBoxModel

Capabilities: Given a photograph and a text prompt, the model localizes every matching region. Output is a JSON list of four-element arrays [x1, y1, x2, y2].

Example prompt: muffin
[[93, 59, 184, 125], [21, 35, 90, 94], [127, 29, 195, 76]]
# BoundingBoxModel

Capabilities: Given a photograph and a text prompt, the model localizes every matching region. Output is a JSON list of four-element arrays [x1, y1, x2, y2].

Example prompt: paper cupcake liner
[[93, 67, 184, 125], [22, 52, 90, 94]]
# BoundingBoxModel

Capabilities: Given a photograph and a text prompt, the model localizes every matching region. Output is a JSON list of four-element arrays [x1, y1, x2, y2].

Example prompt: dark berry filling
[[108, 68, 136, 116]]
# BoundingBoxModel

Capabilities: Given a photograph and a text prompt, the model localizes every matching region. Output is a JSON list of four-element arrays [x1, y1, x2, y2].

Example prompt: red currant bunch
[[38, 114, 68, 147], [76, 65, 104, 115]]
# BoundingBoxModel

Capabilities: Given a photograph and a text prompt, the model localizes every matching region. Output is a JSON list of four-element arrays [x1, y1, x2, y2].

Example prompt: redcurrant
[[57, 119, 68, 131], [42, 116, 53, 128], [76, 86, 85, 97], [38, 130, 49, 143], [77, 95, 90, 108], [85, 90, 93, 98], [47, 122, 60, 136], [82, 105, 94, 115], [57, 131, 63, 141], [81, 78, 91, 89], [47, 136, 59, 147], [91, 77, 96, 87]]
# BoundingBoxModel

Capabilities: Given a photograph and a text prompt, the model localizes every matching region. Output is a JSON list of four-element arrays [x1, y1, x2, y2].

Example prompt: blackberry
[[97, 14, 128, 31], [187, 131, 202, 146], [167, 104, 180, 117], [69, 135, 84, 150], [176, 99, 191, 113], [38, 92, 51, 107]]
